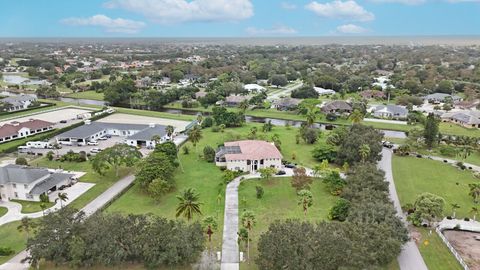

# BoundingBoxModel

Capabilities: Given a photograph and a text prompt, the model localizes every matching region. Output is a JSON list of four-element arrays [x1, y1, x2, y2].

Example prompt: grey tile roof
[[126, 125, 167, 141], [56, 122, 150, 139], [442, 110, 480, 125], [424, 93, 461, 101], [29, 172, 74, 195], [373, 105, 408, 117], [0, 164, 49, 185], [1, 95, 36, 107]]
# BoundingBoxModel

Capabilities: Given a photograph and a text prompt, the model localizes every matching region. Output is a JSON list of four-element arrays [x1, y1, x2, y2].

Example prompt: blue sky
[[0, 0, 479, 37]]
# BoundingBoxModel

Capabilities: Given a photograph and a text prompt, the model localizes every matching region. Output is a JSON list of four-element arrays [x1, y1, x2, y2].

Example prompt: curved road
[[379, 149, 428, 270]]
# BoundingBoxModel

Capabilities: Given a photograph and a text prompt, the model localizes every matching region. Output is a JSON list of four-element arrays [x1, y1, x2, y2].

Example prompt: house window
[[26, 193, 33, 199], [14, 192, 18, 198], [24, 184, 28, 189], [12, 183, 16, 189]]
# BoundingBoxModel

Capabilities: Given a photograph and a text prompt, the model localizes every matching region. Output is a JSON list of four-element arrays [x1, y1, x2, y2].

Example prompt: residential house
[[321, 101, 353, 114], [424, 93, 462, 104], [225, 95, 250, 107], [244, 84, 266, 93], [0, 164, 75, 202], [0, 119, 53, 144], [441, 110, 480, 128], [314, 87, 336, 96], [371, 105, 408, 120], [215, 140, 282, 172], [273, 97, 302, 111], [135, 76, 152, 88], [1, 95, 37, 112], [360, 90, 386, 100]]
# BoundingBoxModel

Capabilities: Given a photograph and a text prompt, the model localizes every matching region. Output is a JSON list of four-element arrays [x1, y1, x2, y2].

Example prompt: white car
[[90, 148, 102, 153], [87, 141, 98, 146], [97, 137, 108, 141]]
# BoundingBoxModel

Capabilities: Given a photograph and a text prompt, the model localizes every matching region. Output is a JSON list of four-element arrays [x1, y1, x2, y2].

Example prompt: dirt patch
[[443, 230, 480, 270]]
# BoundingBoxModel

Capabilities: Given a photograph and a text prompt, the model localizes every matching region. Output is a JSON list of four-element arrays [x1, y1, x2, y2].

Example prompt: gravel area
[[443, 230, 480, 270]]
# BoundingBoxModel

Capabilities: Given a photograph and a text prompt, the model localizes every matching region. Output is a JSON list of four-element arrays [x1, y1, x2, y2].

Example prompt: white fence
[[435, 227, 470, 270]]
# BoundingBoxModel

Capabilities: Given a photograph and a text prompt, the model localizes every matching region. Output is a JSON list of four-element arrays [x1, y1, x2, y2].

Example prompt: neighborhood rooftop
[[57, 122, 156, 139], [220, 140, 282, 161]]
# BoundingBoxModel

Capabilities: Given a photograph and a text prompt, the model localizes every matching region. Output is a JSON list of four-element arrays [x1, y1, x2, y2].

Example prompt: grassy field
[[0, 221, 26, 264], [237, 177, 336, 269], [440, 122, 480, 137], [10, 200, 54, 214], [417, 147, 480, 167], [416, 227, 463, 270], [392, 155, 477, 218], [0, 207, 7, 218], [66, 91, 104, 101]]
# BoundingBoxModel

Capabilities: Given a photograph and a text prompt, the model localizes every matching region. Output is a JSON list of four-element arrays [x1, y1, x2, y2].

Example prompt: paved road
[[379, 149, 428, 270], [0, 174, 135, 270], [267, 81, 303, 101]]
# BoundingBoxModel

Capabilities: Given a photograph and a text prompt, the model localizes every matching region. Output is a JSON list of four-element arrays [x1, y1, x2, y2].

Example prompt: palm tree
[[450, 203, 460, 218], [249, 127, 257, 139], [196, 113, 203, 125], [349, 109, 364, 124], [176, 188, 202, 221], [297, 189, 313, 218], [459, 145, 473, 160], [470, 206, 478, 221], [151, 135, 162, 145], [166, 125, 175, 140], [56, 192, 68, 208], [202, 216, 218, 247], [305, 106, 317, 127], [241, 210, 256, 263], [239, 100, 249, 112], [188, 126, 202, 154], [40, 203, 47, 216], [219, 124, 226, 133], [469, 183, 480, 203], [17, 217, 36, 240], [359, 144, 371, 163]]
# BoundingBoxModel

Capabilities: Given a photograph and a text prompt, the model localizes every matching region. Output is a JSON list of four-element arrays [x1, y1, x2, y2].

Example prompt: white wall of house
[[224, 158, 282, 172]]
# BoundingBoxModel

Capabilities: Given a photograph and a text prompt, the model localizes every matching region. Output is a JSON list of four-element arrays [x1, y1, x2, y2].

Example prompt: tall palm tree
[[349, 109, 364, 124], [470, 206, 478, 221], [17, 217, 36, 240], [469, 183, 480, 204], [450, 203, 460, 218], [241, 210, 256, 263], [176, 188, 202, 221], [359, 144, 371, 163], [188, 126, 203, 154], [166, 125, 175, 139], [56, 192, 68, 208], [297, 189, 313, 218], [305, 106, 317, 127]]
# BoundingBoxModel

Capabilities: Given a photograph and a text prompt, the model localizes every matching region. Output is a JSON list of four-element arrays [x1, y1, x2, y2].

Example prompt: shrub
[[211, 126, 220, 132], [201, 117, 214, 128], [15, 157, 28, 166], [182, 146, 189, 155], [439, 145, 456, 157], [312, 144, 337, 162], [446, 216, 452, 220], [328, 198, 350, 221], [39, 193, 50, 203], [0, 246, 14, 256], [453, 224, 461, 230], [464, 217, 470, 221], [256, 185, 264, 199], [46, 151, 54, 161], [203, 146, 216, 162], [59, 151, 86, 162]]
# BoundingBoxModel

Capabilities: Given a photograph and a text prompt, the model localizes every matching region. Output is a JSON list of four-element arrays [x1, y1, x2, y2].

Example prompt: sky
[[0, 0, 479, 37]]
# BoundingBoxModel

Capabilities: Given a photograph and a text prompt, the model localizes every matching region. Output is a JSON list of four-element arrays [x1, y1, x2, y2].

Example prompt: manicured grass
[[417, 147, 480, 167], [238, 177, 336, 269], [440, 122, 480, 137], [66, 91, 105, 101], [0, 206, 7, 218], [392, 155, 477, 218], [0, 221, 26, 264], [10, 200, 54, 214], [416, 227, 462, 270]]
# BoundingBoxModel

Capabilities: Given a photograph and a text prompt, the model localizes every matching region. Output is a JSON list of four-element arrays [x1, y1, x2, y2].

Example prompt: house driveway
[[0, 181, 95, 226], [379, 148, 428, 270]]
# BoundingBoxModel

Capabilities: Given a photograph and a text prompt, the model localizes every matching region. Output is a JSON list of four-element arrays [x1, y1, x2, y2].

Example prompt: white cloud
[[246, 25, 298, 36], [61, 14, 145, 34], [306, 0, 375, 22], [369, 0, 426, 5], [104, 0, 254, 24], [280, 2, 297, 10], [336, 24, 369, 34]]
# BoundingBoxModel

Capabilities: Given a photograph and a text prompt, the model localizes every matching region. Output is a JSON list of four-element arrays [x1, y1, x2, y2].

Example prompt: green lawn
[[417, 147, 480, 167], [0, 221, 26, 264], [440, 122, 480, 137], [416, 227, 462, 270], [66, 91, 105, 101], [392, 155, 477, 218], [10, 200, 54, 214], [237, 177, 336, 269], [0, 206, 7, 218]]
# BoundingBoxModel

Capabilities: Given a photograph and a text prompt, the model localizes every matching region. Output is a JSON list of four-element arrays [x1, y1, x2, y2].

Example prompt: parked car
[[105, 134, 112, 138], [90, 148, 102, 153], [97, 136, 108, 141], [382, 141, 394, 148], [285, 164, 296, 169], [276, 170, 286, 175], [87, 141, 98, 146], [59, 120, 67, 124]]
